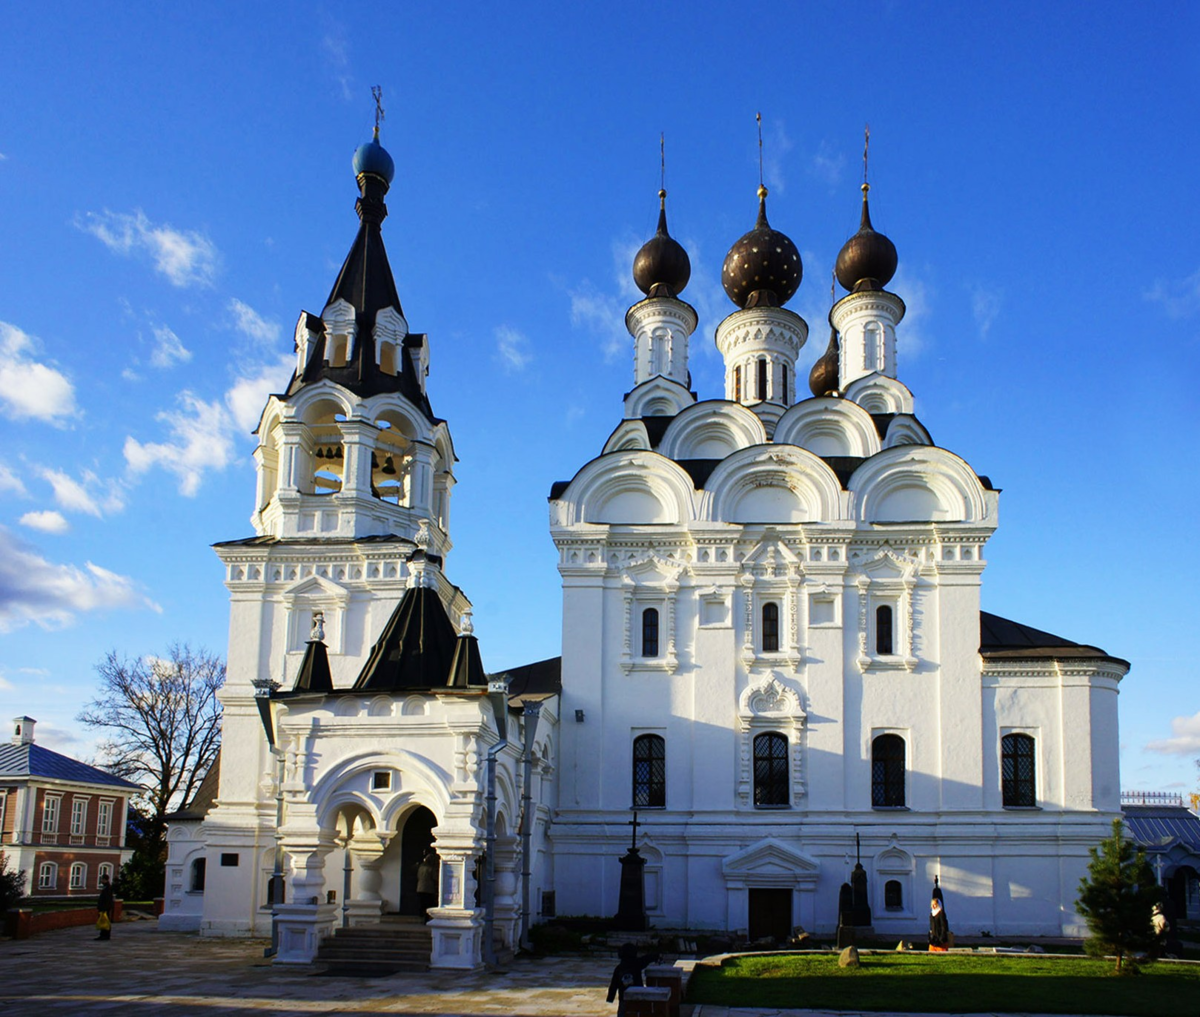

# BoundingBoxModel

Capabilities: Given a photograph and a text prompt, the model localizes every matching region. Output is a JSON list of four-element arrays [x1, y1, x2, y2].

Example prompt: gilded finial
[[372, 85, 385, 139], [756, 111, 764, 190]]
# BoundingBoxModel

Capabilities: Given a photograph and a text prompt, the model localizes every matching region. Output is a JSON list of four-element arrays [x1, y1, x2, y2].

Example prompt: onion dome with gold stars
[[722, 186, 802, 309], [834, 183, 897, 293], [633, 190, 691, 298]]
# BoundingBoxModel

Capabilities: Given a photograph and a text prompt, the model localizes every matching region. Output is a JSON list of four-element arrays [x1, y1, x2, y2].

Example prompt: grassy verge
[[686, 953, 1200, 1016]]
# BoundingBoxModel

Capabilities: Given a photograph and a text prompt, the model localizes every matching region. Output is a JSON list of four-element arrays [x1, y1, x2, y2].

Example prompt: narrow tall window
[[734, 365, 742, 402], [885, 880, 903, 910], [69, 862, 86, 889], [41, 796, 60, 835], [753, 732, 789, 807], [757, 358, 768, 400], [190, 857, 207, 893], [1002, 733, 1036, 807], [71, 799, 88, 837], [872, 734, 906, 807], [875, 605, 894, 655], [762, 602, 780, 653], [641, 608, 660, 657], [781, 364, 789, 404], [97, 800, 113, 838], [632, 734, 666, 808], [38, 862, 57, 889], [98, 863, 114, 885]]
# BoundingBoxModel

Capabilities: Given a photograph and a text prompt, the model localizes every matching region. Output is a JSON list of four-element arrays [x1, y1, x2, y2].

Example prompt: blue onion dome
[[834, 184, 897, 292], [722, 186, 802, 309], [633, 189, 691, 298], [352, 128, 395, 185]]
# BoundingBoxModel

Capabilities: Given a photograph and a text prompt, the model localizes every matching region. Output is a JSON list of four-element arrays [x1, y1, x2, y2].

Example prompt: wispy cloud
[[0, 527, 158, 632], [39, 468, 125, 517], [226, 354, 294, 433], [890, 266, 932, 359], [0, 321, 78, 424], [149, 324, 192, 368], [0, 463, 28, 497], [1145, 266, 1200, 319], [811, 139, 847, 190], [75, 209, 219, 288], [20, 510, 69, 534], [762, 120, 795, 195], [322, 24, 354, 101], [1146, 711, 1200, 755], [568, 236, 641, 362], [229, 298, 281, 347], [969, 284, 1001, 340], [494, 325, 533, 374], [124, 392, 235, 497]]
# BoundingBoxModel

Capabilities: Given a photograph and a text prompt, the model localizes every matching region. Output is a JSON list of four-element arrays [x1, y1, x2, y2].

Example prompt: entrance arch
[[397, 805, 437, 916]]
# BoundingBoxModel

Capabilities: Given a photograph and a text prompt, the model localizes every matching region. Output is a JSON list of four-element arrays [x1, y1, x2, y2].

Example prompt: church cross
[[628, 810, 640, 850], [372, 85, 385, 132]]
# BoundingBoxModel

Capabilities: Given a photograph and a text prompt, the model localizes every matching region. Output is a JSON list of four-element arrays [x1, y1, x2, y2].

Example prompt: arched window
[[1002, 733, 1036, 807], [632, 734, 666, 808], [875, 605, 894, 655], [641, 608, 659, 657], [190, 857, 207, 893], [757, 358, 768, 400], [734, 365, 742, 402], [38, 861, 57, 890], [885, 879, 903, 911], [872, 734, 906, 807], [761, 602, 780, 653], [753, 732, 789, 807], [69, 862, 87, 889], [98, 863, 114, 885]]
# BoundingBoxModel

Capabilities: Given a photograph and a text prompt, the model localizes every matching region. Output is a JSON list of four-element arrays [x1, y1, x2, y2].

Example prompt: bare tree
[[78, 644, 224, 841]]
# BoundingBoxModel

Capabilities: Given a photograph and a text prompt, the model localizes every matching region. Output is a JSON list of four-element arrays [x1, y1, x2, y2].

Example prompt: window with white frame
[[71, 798, 89, 837], [69, 862, 87, 889], [97, 800, 114, 838], [38, 861, 57, 889], [98, 862, 114, 885], [42, 795, 61, 835]]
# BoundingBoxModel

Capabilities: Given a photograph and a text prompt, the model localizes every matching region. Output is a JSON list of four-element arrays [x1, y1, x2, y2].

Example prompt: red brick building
[[0, 717, 139, 898]]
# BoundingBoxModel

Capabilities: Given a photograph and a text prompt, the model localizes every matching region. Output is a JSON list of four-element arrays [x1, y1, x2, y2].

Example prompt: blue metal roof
[[0, 743, 140, 790], [1123, 804, 1200, 852]]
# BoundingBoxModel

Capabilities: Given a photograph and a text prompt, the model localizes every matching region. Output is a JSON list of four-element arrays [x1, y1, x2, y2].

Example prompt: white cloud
[[124, 391, 235, 497], [890, 267, 932, 359], [225, 354, 293, 433], [75, 209, 219, 288], [762, 120, 795, 195], [1145, 267, 1200, 319], [495, 326, 533, 373], [322, 25, 354, 101], [229, 298, 281, 347], [970, 285, 1002, 340], [39, 468, 124, 517], [1146, 712, 1200, 756], [811, 140, 847, 190], [149, 324, 192, 368], [20, 511, 69, 534], [567, 237, 642, 363], [0, 321, 78, 424], [0, 462, 27, 497], [0, 527, 158, 632]]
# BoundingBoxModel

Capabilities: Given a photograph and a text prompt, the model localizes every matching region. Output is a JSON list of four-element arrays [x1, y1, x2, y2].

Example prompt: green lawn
[[686, 952, 1200, 1016]]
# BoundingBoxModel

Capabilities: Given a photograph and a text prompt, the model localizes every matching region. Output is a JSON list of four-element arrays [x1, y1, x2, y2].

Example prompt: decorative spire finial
[[372, 85, 385, 140], [460, 610, 474, 636], [757, 111, 764, 191], [311, 610, 326, 643], [862, 122, 870, 193]]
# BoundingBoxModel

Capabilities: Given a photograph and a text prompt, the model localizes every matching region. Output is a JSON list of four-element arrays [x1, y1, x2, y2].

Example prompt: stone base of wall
[[3, 899, 125, 939]]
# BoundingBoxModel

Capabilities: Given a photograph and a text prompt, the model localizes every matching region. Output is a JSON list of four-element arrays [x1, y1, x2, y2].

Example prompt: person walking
[[96, 874, 114, 941]]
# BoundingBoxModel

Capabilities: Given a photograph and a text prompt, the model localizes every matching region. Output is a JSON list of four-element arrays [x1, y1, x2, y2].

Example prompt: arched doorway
[[1167, 864, 1199, 920], [397, 805, 436, 916]]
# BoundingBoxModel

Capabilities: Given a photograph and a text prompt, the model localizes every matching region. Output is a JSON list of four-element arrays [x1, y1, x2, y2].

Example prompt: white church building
[[163, 127, 1129, 966]]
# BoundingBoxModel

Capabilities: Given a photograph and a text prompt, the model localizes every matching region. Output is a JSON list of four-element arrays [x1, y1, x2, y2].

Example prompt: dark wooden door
[[398, 806, 436, 915], [748, 887, 792, 942]]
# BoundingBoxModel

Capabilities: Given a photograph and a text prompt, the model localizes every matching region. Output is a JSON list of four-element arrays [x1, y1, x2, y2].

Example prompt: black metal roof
[[980, 611, 1128, 668], [293, 639, 333, 693], [0, 742, 140, 790], [500, 656, 562, 703], [166, 752, 220, 821]]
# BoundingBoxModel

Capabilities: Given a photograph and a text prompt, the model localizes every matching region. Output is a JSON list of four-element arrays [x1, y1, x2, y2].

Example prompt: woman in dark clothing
[[96, 875, 114, 941], [606, 942, 659, 1016]]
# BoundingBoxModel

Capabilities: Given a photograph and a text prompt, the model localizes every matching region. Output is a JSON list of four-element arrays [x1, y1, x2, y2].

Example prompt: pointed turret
[[292, 612, 333, 693]]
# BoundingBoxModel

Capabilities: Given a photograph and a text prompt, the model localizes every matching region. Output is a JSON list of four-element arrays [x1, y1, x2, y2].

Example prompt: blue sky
[[1, 2, 1197, 794]]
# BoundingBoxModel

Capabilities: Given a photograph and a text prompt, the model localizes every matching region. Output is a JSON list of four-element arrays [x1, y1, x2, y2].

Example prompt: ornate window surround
[[619, 553, 684, 674], [737, 674, 806, 807], [852, 548, 919, 672], [282, 573, 351, 655], [739, 534, 804, 670]]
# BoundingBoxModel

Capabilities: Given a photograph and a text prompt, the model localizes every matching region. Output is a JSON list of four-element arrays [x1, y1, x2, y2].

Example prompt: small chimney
[[12, 716, 36, 745]]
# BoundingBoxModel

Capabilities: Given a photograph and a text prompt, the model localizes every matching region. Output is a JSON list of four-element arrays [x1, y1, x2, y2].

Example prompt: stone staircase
[[315, 915, 431, 976]]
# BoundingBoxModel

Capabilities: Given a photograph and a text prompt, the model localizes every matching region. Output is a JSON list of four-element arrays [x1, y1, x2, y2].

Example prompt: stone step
[[316, 922, 432, 975]]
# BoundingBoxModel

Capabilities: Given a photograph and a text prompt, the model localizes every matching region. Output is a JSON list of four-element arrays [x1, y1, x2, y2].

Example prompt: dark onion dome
[[722, 185, 802, 309], [633, 189, 691, 298], [834, 183, 897, 292], [352, 127, 395, 184], [809, 326, 840, 397]]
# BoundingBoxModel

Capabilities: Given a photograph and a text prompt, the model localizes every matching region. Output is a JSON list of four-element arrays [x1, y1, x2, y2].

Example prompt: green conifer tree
[[1076, 818, 1161, 972]]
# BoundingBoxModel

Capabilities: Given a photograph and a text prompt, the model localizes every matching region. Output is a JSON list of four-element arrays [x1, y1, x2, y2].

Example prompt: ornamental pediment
[[619, 551, 686, 585], [721, 837, 820, 878]]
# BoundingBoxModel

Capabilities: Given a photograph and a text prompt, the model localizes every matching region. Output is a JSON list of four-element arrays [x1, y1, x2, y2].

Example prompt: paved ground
[[0, 919, 1117, 1017]]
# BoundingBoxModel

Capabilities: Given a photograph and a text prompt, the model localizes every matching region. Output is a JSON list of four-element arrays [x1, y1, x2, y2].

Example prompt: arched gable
[[843, 373, 915, 415], [602, 420, 652, 454], [657, 400, 767, 461], [290, 383, 356, 426], [849, 446, 989, 524], [623, 376, 693, 419], [703, 445, 845, 524], [883, 415, 932, 448], [312, 748, 453, 829], [555, 452, 696, 526], [773, 397, 882, 458]]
